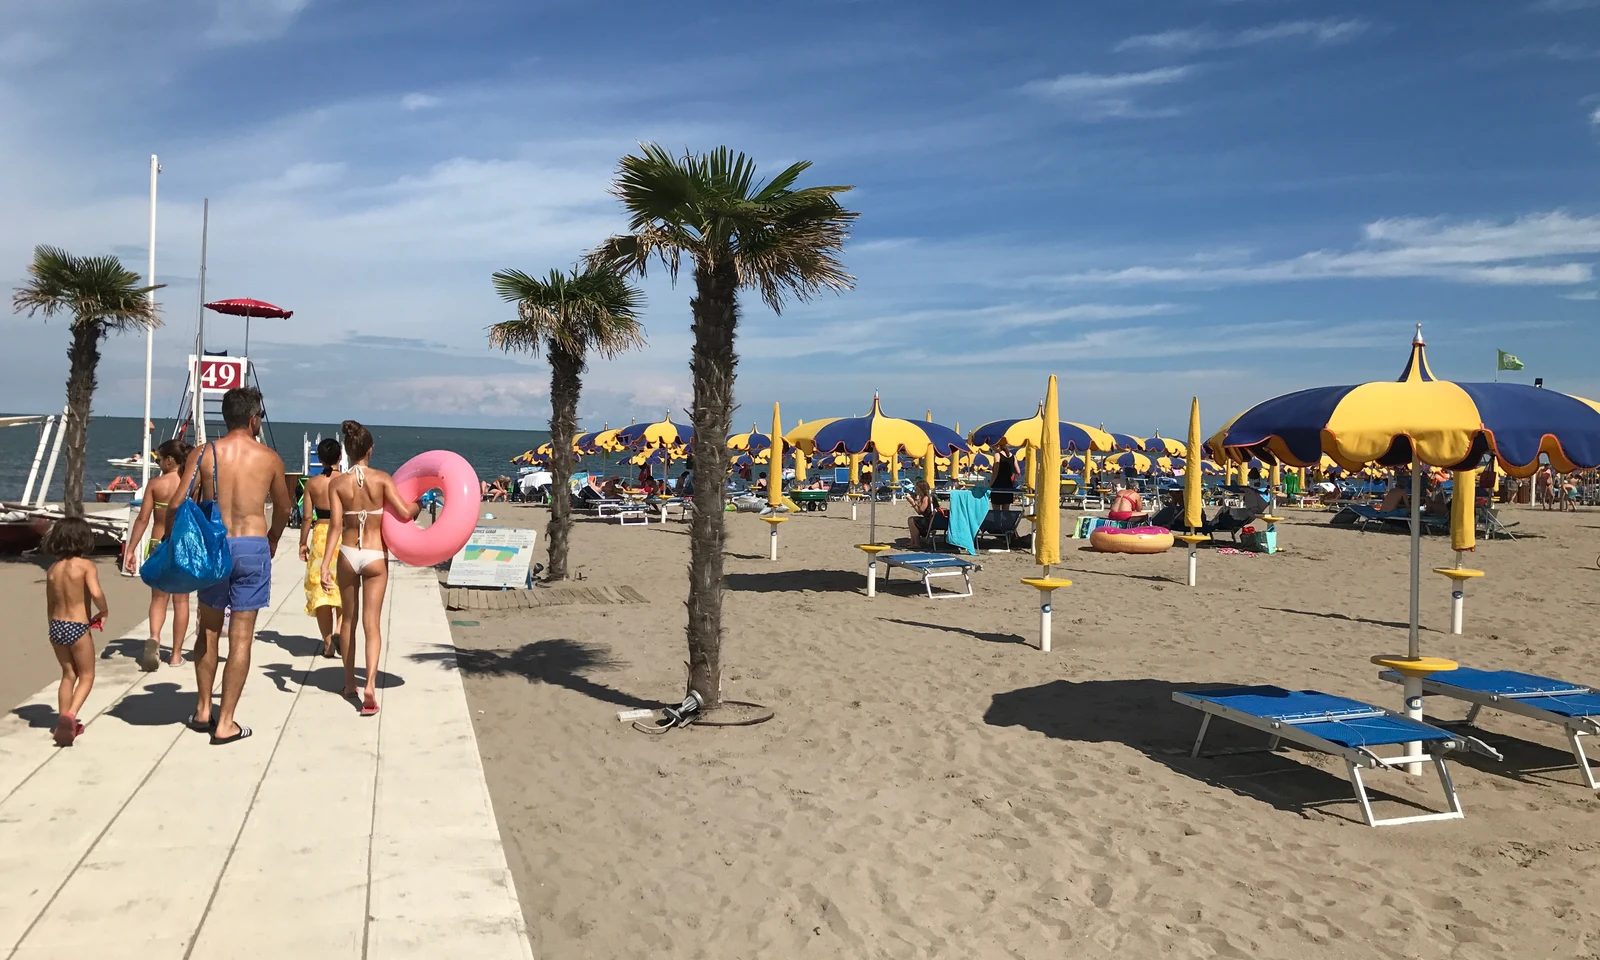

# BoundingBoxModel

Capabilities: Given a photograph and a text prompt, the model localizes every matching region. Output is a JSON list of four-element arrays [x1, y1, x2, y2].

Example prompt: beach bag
[[140, 445, 232, 593]]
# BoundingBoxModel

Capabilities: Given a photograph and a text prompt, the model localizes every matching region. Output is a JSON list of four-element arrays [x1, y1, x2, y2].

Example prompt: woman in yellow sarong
[[299, 437, 344, 657]]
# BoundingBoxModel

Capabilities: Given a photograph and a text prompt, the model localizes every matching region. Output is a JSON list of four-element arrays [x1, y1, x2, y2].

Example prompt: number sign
[[193, 356, 249, 395]]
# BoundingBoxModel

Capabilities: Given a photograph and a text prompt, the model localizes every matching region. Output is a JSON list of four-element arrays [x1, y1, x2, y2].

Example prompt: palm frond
[[598, 146, 859, 312], [487, 263, 646, 363], [12, 245, 162, 331]]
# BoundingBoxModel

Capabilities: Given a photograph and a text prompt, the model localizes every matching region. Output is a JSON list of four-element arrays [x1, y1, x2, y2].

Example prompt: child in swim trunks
[[42, 518, 108, 747]]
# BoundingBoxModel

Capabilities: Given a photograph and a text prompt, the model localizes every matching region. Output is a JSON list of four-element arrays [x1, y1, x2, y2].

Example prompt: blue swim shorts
[[198, 536, 272, 612]]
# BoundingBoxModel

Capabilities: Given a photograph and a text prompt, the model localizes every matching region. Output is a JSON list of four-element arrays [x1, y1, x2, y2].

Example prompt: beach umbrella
[[729, 423, 772, 453], [1181, 397, 1206, 587], [760, 402, 788, 560], [592, 422, 632, 453], [1022, 375, 1070, 652], [617, 412, 694, 449], [574, 423, 612, 456], [1109, 432, 1145, 451], [970, 409, 1114, 453], [795, 395, 969, 550], [1102, 451, 1153, 473], [1144, 433, 1187, 457], [204, 297, 292, 357], [1211, 325, 1600, 764]]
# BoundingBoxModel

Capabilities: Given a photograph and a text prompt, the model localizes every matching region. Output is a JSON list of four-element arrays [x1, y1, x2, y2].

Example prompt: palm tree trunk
[[685, 259, 739, 709], [60, 321, 102, 518], [546, 346, 584, 581]]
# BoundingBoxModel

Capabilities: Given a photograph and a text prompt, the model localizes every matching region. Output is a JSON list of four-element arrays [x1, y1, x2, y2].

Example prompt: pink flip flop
[[360, 694, 379, 718], [53, 713, 76, 747]]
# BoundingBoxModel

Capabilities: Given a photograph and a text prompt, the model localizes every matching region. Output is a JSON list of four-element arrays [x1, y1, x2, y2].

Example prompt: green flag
[[1497, 349, 1524, 372]]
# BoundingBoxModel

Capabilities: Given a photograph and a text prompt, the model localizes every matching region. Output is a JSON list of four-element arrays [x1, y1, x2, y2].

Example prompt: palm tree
[[12, 246, 162, 517], [489, 264, 645, 580], [590, 145, 857, 709]]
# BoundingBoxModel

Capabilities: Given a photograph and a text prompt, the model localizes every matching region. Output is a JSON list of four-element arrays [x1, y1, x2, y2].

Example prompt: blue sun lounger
[[1173, 685, 1501, 827], [880, 552, 976, 599], [1379, 666, 1600, 790]]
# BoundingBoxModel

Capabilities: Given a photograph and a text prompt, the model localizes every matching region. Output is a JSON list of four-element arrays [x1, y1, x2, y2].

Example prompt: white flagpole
[[141, 154, 159, 488]]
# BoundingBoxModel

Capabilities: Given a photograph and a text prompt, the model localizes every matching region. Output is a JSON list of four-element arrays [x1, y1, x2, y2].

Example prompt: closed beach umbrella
[[617, 412, 694, 449], [1036, 377, 1061, 567], [1183, 398, 1203, 530], [791, 419, 807, 482], [971, 409, 1114, 453]]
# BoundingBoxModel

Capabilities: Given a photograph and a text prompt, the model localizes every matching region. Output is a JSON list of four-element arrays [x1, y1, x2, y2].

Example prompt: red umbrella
[[204, 298, 292, 355]]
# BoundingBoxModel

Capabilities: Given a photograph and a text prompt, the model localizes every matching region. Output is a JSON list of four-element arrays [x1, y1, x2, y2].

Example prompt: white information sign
[[446, 526, 539, 588]]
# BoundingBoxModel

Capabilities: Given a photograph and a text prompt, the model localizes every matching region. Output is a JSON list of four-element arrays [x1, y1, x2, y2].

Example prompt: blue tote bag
[[140, 445, 232, 594]]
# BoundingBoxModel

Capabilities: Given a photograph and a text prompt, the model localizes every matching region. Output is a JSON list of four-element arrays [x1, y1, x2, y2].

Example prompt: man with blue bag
[[174, 387, 290, 745]]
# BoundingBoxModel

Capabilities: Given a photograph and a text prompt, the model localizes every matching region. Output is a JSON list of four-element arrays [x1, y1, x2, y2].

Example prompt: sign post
[[188, 355, 250, 442]]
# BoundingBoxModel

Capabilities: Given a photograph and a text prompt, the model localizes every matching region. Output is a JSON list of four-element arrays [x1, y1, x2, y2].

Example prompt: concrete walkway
[[0, 560, 535, 960]]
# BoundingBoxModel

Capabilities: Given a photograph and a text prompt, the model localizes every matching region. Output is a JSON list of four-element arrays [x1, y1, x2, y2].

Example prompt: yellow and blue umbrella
[[1209, 325, 1600, 696], [1144, 433, 1187, 457], [617, 412, 694, 449], [1108, 432, 1146, 451], [728, 423, 772, 453], [1102, 451, 1153, 473], [592, 422, 632, 453], [970, 408, 1114, 452], [574, 423, 615, 455]]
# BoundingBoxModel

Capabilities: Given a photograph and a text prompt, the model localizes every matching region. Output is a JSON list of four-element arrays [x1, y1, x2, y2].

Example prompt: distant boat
[[108, 453, 158, 469]]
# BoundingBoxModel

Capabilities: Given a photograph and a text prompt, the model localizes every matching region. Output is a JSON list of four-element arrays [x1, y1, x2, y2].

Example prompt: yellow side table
[[1257, 515, 1283, 554], [846, 492, 866, 521], [857, 543, 893, 597], [1175, 533, 1209, 586], [1372, 655, 1459, 774], [1020, 576, 1073, 652], [759, 515, 788, 561], [1432, 567, 1484, 635]]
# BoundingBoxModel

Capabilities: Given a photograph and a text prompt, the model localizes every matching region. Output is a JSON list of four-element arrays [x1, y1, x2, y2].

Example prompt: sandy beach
[[1, 553, 159, 713], [439, 500, 1600, 959]]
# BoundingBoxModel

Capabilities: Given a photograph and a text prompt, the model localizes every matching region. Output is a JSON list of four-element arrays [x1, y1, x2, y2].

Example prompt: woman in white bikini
[[320, 421, 420, 717]]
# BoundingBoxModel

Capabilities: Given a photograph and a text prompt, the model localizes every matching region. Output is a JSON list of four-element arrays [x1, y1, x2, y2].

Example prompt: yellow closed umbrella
[[761, 402, 787, 560], [792, 419, 806, 482], [1179, 397, 1208, 586], [1436, 467, 1484, 635], [1021, 375, 1070, 652]]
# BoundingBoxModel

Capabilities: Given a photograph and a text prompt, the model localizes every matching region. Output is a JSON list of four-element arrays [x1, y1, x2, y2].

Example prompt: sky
[[2, 0, 1598, 439]]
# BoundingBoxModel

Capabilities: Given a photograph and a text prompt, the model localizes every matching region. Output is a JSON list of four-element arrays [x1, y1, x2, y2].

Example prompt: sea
[[0, 415, 635, 503]]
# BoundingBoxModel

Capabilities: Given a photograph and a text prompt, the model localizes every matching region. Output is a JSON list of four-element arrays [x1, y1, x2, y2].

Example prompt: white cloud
[[1533, 0, 1600, 11], [1562, 290, 1599, 300], [1020, 67, 1192, 119], [1041, 211, 1600, 288], [1115, 18, 1367, 53], [1590, 105, 1600, 126], [401, 92, 441, 111], [205, 0, 311, 44]]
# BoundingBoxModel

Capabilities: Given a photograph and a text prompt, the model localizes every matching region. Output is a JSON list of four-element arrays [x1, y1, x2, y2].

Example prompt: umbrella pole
[[1404, 452, 1425, 774]]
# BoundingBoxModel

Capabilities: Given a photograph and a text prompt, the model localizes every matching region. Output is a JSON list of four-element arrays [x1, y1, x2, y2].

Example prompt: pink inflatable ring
[[383, 450, 481, 567], [1089, 525, 1174, 554]]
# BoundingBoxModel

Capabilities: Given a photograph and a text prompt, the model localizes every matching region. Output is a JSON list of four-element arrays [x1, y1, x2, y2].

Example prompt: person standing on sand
[[322, 420, 420, 718], [299, 437, 343, 659], [42, 517, 108, 747], [123, 438, 194, 669], [175, 387, 291, 746]]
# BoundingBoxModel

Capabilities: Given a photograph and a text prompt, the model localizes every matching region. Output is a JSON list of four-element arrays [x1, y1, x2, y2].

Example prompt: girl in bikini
[[321, 421, 420, 717], [43, 518, 108, 746], [123, 439, 193, 669], [299, 437, 343, 658]]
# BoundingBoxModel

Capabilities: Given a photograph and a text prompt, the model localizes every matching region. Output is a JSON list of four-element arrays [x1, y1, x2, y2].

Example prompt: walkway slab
[[0, 559, 533, 960]]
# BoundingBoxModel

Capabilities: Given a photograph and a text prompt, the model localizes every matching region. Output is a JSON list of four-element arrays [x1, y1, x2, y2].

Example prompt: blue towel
[[945, 488, 990, 556]]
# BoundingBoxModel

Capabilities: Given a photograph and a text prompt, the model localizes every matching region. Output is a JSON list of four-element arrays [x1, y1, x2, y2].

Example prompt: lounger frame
[[1380, 670, 1600, 790], [880, 554, 974, 599], [1173, 690, 1498, 827]]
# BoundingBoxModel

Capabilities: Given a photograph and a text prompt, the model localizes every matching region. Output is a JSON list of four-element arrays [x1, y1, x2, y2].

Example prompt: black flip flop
[[209, 725, 252, 746], [186, 713, 217, 733]]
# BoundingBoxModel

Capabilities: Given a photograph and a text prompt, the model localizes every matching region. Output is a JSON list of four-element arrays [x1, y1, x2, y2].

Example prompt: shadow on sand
[[725, 569, 866, 595], [1266, 607, 1423, 632], [409, 638, 665, 710], [879, 617, 1030, 646], [984, 678, 1439, 825]]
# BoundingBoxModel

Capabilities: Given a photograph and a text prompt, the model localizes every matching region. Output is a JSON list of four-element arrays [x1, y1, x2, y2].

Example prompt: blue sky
[[3, 0, 1598, 437]]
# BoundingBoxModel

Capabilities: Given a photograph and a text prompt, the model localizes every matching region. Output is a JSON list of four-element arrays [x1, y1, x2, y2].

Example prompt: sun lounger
[[880, 552, 975, 599], [976, 509, 1023, 552], [1173, 685, 1501, 827], [1380, 666, 1600, 789]]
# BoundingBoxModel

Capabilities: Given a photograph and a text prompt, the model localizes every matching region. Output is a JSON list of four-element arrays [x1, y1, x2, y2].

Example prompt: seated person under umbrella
[[1108, 485, 1148, 523]]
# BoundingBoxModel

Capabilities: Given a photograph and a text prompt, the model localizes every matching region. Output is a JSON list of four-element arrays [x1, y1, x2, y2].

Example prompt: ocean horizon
[[0, 414, 643, 503]]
